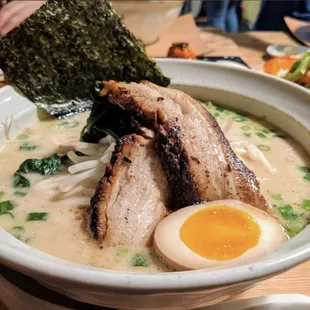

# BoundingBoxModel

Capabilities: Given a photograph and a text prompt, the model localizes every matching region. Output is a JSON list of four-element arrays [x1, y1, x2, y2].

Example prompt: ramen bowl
[[0, 59, 310, 309]]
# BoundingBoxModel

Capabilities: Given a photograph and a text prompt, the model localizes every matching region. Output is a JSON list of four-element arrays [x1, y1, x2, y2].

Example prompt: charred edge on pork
[[95, 80, 268, 211]]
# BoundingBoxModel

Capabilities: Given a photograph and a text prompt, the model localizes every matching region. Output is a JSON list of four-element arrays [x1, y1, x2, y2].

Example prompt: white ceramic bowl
[[110, 0, 183, 45], [0, 59, 310, 310]]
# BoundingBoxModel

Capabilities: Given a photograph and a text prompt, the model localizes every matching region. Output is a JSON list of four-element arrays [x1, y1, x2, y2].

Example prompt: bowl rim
[[0, 59, 310, 293]]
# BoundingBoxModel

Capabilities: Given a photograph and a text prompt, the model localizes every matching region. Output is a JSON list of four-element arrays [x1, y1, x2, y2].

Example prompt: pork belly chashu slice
[[98, 81, 268, 211], [90, 134, 170, 246]]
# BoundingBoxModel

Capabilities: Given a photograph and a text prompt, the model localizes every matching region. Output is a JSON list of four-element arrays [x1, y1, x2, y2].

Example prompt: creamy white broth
[[0, 104, 309, 272]]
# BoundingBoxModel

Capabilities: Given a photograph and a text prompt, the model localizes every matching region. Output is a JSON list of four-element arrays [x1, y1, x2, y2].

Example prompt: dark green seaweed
[[0, 0, 169, 118]]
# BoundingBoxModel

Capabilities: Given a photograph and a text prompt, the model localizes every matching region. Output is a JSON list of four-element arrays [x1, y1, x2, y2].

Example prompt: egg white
[[154, 199, 287, 270]]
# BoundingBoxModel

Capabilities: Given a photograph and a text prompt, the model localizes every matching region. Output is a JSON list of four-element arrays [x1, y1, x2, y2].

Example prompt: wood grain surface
[[200, 29, 298, 71], [1, 29, 309, 309]]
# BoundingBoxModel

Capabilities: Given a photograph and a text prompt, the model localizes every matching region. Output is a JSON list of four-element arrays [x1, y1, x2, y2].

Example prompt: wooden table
[[200, 30, 298, 71], [1, 30, 309, 309]]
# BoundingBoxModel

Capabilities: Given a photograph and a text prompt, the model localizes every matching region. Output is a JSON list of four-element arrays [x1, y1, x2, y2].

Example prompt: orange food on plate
[[298, 70, 310, 84], [167, 42, 196, 59], [263, 57, 297, 75]]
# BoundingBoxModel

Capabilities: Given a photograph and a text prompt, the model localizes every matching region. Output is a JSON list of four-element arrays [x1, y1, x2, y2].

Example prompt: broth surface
[[0, 103, 309, 272]]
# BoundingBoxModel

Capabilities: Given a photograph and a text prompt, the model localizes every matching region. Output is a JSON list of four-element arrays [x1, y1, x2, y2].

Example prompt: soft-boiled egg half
[[154, 200, 287, 270]]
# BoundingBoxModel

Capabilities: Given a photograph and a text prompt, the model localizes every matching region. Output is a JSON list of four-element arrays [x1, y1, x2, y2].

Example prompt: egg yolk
[[180, 205, 261, 261]]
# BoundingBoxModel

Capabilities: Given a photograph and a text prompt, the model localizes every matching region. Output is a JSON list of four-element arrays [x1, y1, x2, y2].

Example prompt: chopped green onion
[[284, 219, 306, 236], [223, 110, 234, 115], [0, 212, 14, 218], [0, 191, 4, 199], [299, 166, 310, 181], [277, 205, 298, 220], [0, 200, 14, 213], [244, 133, 251, 138], [0, 200, 14, 218], [213, 112, 220, 118], [241, 125, 251, 131], [11, 226, 25, 239], [261, 129, 270, 134], [12, 226, 24, 231], [117, 247, 129, 256], [302, 199, 310, 210], [256, 132, 267, 138], [56, 120, 79, 129], [17, 134, 28, 140], [14, 191, 27, 197], [233, 115, 247, 122], [27, 212, 49, 221], [19, 142, 38, 151], [131, 253, 148, 267], [215, 106, 225, 112], [272, 193, 283, 201], [253, 125, 264, 131], [257, 145, 271, 151]]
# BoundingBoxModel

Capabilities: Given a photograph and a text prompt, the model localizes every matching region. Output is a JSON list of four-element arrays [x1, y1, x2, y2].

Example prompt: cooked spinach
[[277, 205, 298, 220], [81, 84, 138, 142], [0, 0, 169, 117], [131, 253, 148, 267], [15, 154, 62, 176], [13, 154, 63, 188], [13, 173, 30, 188], [27, 212, 49, 221], [0, 200, 14, 218]]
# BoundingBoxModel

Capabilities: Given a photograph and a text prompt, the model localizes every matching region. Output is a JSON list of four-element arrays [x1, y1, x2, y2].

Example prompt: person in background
[[253, 0, 310, 31], [0, 0, 45, 35], [204, 0, 242, 32]]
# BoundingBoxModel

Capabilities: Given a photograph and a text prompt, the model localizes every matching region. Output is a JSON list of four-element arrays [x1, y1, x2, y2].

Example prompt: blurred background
[[1, 0, 310, 37], [181, 0, 310, 32]]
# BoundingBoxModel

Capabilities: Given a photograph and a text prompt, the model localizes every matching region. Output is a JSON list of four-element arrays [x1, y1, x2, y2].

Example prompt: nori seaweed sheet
[[0, 0, 170, 117]]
